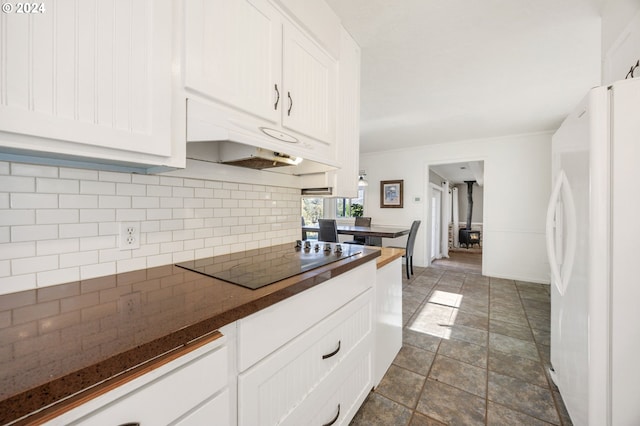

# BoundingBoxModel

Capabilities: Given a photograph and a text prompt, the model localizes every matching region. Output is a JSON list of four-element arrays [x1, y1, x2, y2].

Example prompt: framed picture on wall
[[380, 180, 403, 208]]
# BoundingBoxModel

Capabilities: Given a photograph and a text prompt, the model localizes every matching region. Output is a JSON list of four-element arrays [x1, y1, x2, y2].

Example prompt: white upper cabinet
[[184, 0, 282, 124], [0, 0, 179, 170], [327, 27, 361, 198], [182, 0, 337, 159], [282, 21, 336, 146]]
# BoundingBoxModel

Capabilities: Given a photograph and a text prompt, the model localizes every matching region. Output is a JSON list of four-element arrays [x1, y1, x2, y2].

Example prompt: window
[[301, 198, 323, 225], [336, 189, 365, 218]]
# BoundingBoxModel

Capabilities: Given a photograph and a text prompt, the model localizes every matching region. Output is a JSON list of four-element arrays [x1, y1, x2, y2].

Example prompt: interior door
[[430, 187, 442, 261]]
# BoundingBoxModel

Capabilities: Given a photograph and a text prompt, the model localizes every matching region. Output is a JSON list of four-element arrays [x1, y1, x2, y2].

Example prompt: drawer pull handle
[[322, 404, 340, 426], [287, 91, 293, 116], [322, 340, 341, 360], [274, 84, 280, 110], [118, 423, 140, 426]]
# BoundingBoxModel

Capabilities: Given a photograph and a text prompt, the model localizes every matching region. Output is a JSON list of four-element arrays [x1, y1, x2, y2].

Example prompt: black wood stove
[[458, 180, 481, 248]]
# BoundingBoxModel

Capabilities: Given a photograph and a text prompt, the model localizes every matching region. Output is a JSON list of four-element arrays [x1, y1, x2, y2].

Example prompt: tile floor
[[350, 262, 573, 425]]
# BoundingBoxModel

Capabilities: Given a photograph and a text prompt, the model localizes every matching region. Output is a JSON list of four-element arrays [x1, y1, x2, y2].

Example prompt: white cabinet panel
[[184, 0, 282, 124], [328, 27, 361, 198], [45, 335, 229, 426], [237, 261, 375, 371], [0, 0, 174, 163], [374, 257, 403, 387], [238, 289, 373, 426], [282, 22, 336, 146]]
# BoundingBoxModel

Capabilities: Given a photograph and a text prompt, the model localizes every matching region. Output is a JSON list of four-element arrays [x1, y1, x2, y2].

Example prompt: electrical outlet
[[119, 222, 140, 250]]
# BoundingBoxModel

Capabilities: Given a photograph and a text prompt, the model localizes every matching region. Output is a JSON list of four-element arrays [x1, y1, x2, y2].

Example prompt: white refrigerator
[[546, 77, 640, 426]]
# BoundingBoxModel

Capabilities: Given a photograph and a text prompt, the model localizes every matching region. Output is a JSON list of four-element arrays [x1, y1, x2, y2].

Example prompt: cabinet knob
[[322, 340, 341, 360], [274, 84, 280, 110], [322, 404, 340, 426], [287, 92, 293, 116]]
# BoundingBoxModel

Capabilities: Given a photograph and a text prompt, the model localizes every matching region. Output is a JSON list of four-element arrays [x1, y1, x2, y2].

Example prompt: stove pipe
[[465, 181, 475, 230]]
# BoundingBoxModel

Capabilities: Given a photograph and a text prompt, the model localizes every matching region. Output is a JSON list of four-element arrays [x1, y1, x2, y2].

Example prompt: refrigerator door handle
[[546, 170, 577, 295]]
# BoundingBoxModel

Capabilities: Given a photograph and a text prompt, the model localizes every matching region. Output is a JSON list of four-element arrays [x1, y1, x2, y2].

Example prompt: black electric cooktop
[[175, 242, 362, 290]]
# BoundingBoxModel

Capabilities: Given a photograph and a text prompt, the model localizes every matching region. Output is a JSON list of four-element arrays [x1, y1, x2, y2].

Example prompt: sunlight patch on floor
[[408, 291, 463, 339]]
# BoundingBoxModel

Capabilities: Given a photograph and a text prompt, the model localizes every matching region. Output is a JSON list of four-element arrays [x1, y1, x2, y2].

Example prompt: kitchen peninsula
[[0, 245, 404, 425]]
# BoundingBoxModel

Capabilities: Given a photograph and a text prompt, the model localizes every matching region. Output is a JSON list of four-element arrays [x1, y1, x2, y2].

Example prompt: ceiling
[[431, 161, 484, 185], [325, 0, 603, 153]]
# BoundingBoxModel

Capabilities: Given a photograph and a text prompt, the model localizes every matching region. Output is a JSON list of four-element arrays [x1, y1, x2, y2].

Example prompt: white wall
[[361, 131, 552, 283], [0, 161, 300, 295], [602, 0, 640, 84]]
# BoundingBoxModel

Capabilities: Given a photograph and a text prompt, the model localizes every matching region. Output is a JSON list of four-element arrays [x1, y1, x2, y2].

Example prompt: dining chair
[[344, 216, 372, 245], [318, 219, 339, 242], [390, 220, 421, 279]]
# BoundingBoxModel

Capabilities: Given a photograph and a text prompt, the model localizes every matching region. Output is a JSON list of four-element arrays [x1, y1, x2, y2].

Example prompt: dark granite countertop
[[0, 243, 380, 425]]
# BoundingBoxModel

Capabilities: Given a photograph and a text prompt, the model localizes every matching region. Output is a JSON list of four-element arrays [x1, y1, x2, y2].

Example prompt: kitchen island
[[0, 243, 385, 425]]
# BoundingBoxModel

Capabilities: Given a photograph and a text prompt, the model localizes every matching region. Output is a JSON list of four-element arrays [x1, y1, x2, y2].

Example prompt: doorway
[[430, 184, 443, 261], [427, 161, 485, 273]]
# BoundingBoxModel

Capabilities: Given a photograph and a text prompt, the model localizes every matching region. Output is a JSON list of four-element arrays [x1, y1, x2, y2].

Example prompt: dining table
[[301, 223, 411, 246]]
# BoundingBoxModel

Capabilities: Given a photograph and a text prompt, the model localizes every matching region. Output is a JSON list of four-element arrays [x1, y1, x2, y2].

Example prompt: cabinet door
[[0, 0, 172, 157], [328, 27, 361, 198], [184, 0, 282, 123], [282, 22, 336, 145]]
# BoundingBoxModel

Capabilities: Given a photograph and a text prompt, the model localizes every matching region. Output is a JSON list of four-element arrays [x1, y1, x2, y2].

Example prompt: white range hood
[[185, 99, 338, 177]]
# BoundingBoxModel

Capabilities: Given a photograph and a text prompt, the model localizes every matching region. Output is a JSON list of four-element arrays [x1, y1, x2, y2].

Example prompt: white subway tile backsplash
[[0, 227, 8, 243], [38, 239, 80, 255], [0, 260, 9, 277], [0, 241, 36, 260], [12, 255, 58, 275], [147, 185, 172, 197], [117, 257, 147, 273], [11, 193, 58, 209], [81, 180, 115, 195], [36, 209, 79, 225], [79, 236, 116, 251], [80, 262, 116, 280], [146, 254, 172, 268], [11, 225, 58, 242], [99, 171, 131, 183], [60, 167, 98, 181], [116, 183, 146, 196], [0, 210, 35, 226], [131, 174, 159, 185], [12, 163, 58, 177], [159, 176, 182, 187], [115, 209, 146, 222], [98, 195, 130, 209], [132, 197, 159, 209], [79, 209, 115, 223], [0, 161, 300, 294], [160, 197, 182, 208], [0, 274, 36, 295], [59, 223, 98, 239], [60, 251, 98, 268], [59, 194, 98, 209], [37, 267, 80, 288], [37, 178, 79, 194]]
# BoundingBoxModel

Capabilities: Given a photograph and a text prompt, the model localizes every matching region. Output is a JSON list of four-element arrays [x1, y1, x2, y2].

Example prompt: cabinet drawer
[[238, 261, 375, 371], [47, 337, 229, 426], [238, 289, 372, 426], [174, 389, 230, 426], [282, 343, 372, 426]]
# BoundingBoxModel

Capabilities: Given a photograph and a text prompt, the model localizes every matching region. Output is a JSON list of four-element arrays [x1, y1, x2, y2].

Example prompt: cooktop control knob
[[324, 243, 332, 252], [304, 241, 311, 250], [334, 244, 342, 254], [314, 243, 320, 251], [295, 240, 302, 249]]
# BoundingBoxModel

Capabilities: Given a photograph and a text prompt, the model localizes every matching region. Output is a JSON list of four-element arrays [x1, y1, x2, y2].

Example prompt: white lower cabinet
[[45, 333, 231, 426], [237, 262, 376, 426]]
